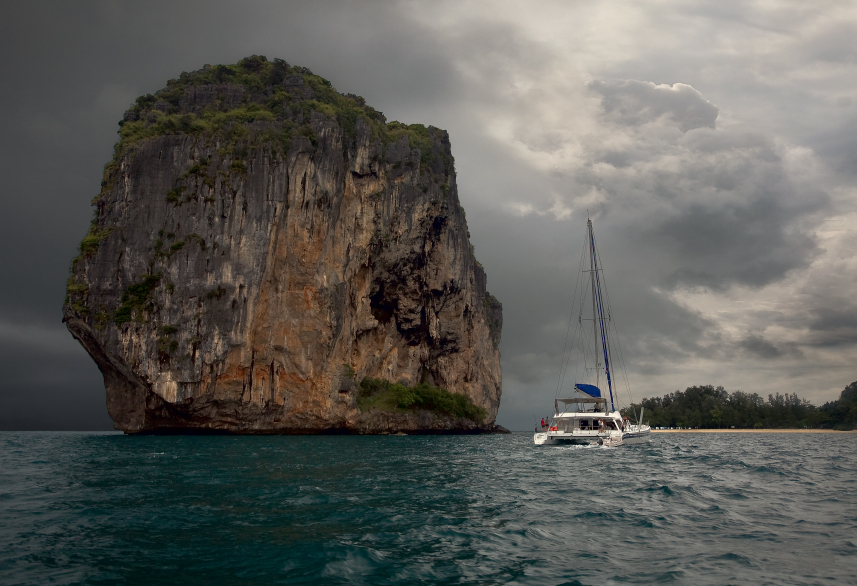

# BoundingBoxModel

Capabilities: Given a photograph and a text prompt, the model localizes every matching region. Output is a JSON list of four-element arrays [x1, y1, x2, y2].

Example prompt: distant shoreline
[[651, 428, 856, 434]]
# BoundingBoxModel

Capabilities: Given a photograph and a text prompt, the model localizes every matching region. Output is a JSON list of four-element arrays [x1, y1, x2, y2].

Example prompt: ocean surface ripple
[[1, 431, 855, 585]]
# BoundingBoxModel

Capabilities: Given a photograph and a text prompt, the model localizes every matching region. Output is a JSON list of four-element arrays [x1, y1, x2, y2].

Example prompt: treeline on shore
[[622, 381, 857, 430]]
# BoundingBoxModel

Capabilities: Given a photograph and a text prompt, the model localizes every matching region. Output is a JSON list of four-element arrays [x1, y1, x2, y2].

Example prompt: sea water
[[1, 431, 855, 585]]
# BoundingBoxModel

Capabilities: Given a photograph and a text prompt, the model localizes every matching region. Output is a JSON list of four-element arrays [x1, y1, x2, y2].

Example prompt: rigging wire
[[554, 221, 635, 414], [594, 242, 634, 412], [578, 318, 597, 386], [564, 230, 600, 393], [576, 228, 596, 388], [588, 220, 617, 410], [572, 309, 588, 389], [555, 235, 588, 399], [566, 293, 592, 392]]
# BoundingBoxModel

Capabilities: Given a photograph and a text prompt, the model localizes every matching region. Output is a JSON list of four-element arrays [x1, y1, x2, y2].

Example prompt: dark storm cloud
[[2, 0, 855, 431], [650, 197, 822, 290], [803, 306, 857, 349], [467, 202, 724, 406], [739, 334, 788, 359], [0, 0, 470, 430], [809, 307, 857, 333], [0, 317, 108, 430], [562, 107, 830, 292], [452, 43, 844, 417], [588, 80, 719, 132]]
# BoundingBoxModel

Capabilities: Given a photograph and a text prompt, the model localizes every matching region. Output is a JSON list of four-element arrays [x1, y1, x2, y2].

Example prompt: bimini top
[[574, 384, 602, 398], [558, 398, 607, 407], [558, 397, 607, 405], [557, 384, 608, 406]]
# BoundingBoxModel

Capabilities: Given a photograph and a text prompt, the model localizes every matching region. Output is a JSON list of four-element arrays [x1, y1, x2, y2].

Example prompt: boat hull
[[534, 426, 652, 446], [621, 429, 652, 444], [534, 432, 594, 446]]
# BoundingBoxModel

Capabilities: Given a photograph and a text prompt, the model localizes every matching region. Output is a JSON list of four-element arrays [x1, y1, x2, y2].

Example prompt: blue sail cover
[[575, 384, 602, 398]]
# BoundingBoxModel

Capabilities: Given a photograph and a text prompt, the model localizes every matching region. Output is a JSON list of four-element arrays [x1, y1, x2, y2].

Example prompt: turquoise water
[[1, 432, 855, 585]]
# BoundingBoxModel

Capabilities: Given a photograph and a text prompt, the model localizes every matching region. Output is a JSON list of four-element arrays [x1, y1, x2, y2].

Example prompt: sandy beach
[[652, 428, 855, 434]]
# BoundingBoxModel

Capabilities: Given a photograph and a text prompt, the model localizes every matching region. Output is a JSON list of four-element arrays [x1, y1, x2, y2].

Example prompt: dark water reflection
[[1, 431, 855, 585]]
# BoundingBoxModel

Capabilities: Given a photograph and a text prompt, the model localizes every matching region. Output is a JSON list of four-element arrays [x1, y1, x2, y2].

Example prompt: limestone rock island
[[63, 56, 503, 434]]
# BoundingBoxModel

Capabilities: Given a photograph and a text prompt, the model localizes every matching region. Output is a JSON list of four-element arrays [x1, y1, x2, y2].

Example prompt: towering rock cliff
[[63, 56, 502, 434]]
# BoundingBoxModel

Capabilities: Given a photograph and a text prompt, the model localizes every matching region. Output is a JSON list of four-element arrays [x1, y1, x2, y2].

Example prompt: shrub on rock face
[[357, 378, 487, 422]]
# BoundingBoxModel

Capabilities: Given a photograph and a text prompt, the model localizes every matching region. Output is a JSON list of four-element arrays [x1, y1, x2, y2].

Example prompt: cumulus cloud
[[396, 2, 855, 421], [588, 80, 719, 132], [407, 0, 857, 424], [458, 69, 843, 417], [548, 87, 829, 292]]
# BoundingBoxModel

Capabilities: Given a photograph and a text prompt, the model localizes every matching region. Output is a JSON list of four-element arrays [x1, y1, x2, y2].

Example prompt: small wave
[[749, 465, 788, 476], [719, 489, 750, 500], [732, 530, 781, 542], [320, 547, 380, 580], [711, 552, 755, 567], [631, 517, 657, 528], [734, 460, 789, 476], [524, 527, 565, 543], [572, 511, 612, 520], [648, 569, 687, 582], [640, 484, 674, 496]]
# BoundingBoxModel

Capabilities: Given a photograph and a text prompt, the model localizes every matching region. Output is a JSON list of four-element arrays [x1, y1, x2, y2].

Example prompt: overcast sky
[[1, 1, 855, 431]]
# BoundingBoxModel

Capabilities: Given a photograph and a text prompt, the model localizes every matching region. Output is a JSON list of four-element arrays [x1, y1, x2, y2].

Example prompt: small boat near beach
[[535, 218, 651, 447]]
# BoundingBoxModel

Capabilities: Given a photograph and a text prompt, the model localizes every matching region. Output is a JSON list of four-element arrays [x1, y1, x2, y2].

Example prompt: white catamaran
[[534, 219, 651, 447]]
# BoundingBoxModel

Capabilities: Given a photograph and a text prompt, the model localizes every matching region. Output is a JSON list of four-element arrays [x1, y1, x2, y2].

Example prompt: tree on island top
[[623, 382, 857, 430]]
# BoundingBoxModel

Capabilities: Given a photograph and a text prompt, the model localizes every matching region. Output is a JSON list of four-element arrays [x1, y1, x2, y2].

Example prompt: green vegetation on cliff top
[[114, 55, 452, 172], [357, 377, 487, 423]]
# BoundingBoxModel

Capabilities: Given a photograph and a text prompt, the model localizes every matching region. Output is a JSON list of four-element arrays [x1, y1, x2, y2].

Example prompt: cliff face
[[63, 56, 502, 434]]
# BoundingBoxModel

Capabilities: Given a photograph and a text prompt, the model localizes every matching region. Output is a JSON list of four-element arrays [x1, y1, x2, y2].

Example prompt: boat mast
[[587, 219, 615, 412], [588, 219, 600, 392]]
